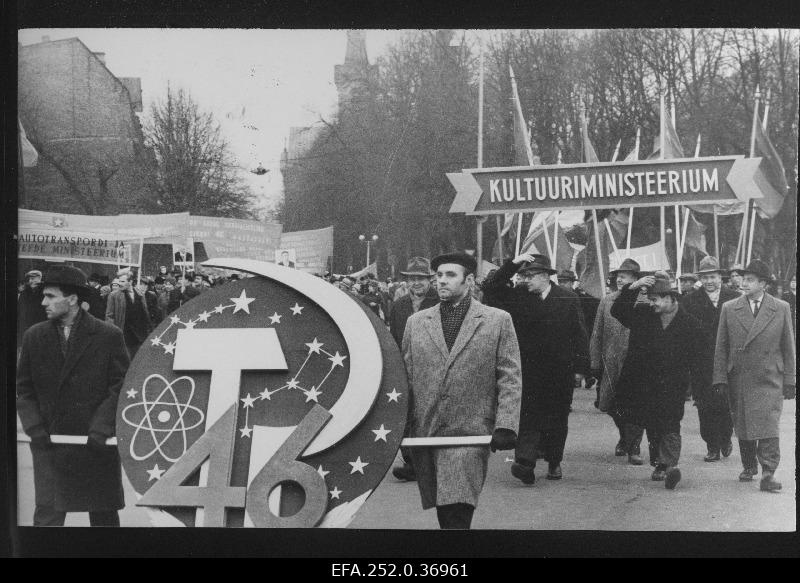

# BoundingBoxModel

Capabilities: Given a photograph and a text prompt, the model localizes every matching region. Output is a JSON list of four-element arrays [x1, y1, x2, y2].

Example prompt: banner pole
[[592, 210, 606, 298], [515, 213, 523, 256], [713, 208, 720, 261], [552, 211, 560, 269], [626, 207, 634, 258]]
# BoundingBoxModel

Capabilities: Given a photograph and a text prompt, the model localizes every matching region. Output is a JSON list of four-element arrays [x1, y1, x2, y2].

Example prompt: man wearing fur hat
[[402, 252, 521, 528], [611, 271, 706, 490], [713, 259, 795, 492], [388, 257, 439, 482], [17, 265, 129, 525], [483, 253, 589, 484], [681, 256, 740, 462]]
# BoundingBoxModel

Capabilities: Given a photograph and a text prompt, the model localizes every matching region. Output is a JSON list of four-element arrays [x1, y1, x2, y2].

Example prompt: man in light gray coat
[[713, 259, 796, 492], [402, 252, 522, 529]]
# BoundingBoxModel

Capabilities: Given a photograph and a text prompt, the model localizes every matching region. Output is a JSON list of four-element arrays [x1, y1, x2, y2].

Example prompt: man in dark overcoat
[[713, 259, 795, 492], [105, 271, 152, 358], [483, 253, 589, 483], [611, 271, 706, 490], [680, 256, 740, 462], [557, 269, 600, 333], [17, 265, 129, 526], [387, 256, 438, 482]]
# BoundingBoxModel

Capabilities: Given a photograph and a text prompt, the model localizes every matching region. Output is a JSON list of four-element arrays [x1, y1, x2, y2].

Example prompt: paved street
[[15, 387, 795, 530]]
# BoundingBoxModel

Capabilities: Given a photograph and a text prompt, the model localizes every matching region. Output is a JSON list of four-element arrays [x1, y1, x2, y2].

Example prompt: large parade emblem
[[116, 259, 408, 528]]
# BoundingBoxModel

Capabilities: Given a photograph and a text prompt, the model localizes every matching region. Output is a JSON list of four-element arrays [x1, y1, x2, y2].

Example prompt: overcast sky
[[18, 28, 409, 211]]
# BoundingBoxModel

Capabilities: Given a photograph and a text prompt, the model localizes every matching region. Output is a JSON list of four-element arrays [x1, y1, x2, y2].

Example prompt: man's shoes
[[651, 468, 666, 481], [511, 462, 536, 485], [704, 450, 721, 462], [721, 441, 733, 458], [760, 473, 782, 492], [665, 467, 682, 490], [738, 468, 758, 482], [546, 464, 563, 480], [628, 454, 644, 466], [614, 440, 626, 457], [391, 464, 416, 482]]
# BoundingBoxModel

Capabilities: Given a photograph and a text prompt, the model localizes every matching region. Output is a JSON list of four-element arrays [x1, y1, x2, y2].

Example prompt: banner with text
[[609, 241, 671, 273], [188, 216, 283, 261], [448, 156, 768, 215], [18, 231, 142, 265]]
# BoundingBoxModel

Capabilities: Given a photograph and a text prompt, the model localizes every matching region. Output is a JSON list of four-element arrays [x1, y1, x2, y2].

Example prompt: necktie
[[753, 300, 760, 317]]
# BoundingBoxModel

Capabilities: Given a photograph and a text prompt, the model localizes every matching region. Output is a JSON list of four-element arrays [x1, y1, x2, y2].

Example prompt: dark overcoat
[[483, 260, 589, 430], [17, 285, 47, 345], [17, 311, 129, 512], [680, 286, 740, 406], [402, 300, 522, 509], [388, 289, 439, 347], [610, 284, 706, 432], [589, 291, 631, 412], [713, 293, 796, 440]]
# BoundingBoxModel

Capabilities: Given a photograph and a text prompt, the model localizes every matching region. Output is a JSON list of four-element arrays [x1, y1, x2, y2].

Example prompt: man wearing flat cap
[[611, 271, 706, 490], [402, 251, 521, 528], [713, 259, 795, 492], [17, 269, 47, 347], [388, 257, 439, 482], [678, 273, 699, 295], [589, 258, 653, 465], [681, 256, 740, 462], [17, 265, 129, 525], [483, 253, 589, 484]]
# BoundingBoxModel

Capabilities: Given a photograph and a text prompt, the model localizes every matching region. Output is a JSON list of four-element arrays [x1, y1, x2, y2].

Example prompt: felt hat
[[646, 270, 679, 296], [609, 258, 641, 277], [741, 259, 772, 281], [678, 273, 698, 282], [400, 256, 434, 276], [517, 254, 557, 275], [431, 252, 478, 274], [556, 269, 577, 281], [695, 256, 726, 275], [42, 265, 90, 294]]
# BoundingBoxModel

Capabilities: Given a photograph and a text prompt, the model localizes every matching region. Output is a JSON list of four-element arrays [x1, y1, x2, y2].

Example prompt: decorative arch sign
[[447, 155, 769, 215], [116, 259, 408, 528]]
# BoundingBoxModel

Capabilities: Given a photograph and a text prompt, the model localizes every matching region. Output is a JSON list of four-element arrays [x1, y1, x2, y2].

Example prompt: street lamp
[[358, 234, 378, 269]]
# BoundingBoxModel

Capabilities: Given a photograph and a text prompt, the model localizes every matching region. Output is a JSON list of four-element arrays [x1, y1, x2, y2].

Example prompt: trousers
[[698, 405, 733, 453], [622, 422, 657, 461], [436, 503, 475, 529], [34, 505, 120, 527], [647, 426, 682, 469], [515, 421, 569, 467], [739, 438, 780, 473]]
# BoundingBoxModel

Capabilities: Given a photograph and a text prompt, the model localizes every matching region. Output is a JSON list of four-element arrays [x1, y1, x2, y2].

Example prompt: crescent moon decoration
[[202, 258, 383, 456]]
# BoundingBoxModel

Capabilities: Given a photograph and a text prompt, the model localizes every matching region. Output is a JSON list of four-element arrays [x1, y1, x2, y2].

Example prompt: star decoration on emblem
[[150, 337, 161, 346], [259, 387, 276, 400], [386, 389, 402, 403], [239, 426, 253, 438], [183, 320, 197, 330], [126, 388, 138, 399], [317, 465, 330, 479], [286, 378, 300, 390], [269, 312, 282, 324], [329, 487, 342, 500], [230, 290, 256, 314], [306, 338, 323, 354], [53, 217, 65, 227], [304, 386, 322, 403], [163, 342, 176, 355], [329, 352, 347, 367], [214, 304, 226, 314], [170, 315, 180, 325], [290, 303, 304, 315], [197, 311, 210, 322], [241, 393, 257, 409], [349, 456, 369, 475], [372, 425, 391, 442], [147, 464, 166, 481]]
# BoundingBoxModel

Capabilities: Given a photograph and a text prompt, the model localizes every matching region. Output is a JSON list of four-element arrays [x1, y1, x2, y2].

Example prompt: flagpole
[[659, 93, 667, 269], [762, 88, 771, 131], [713, 209, 720, 261], [626, 128, 639, 258], [592, 210, 606, 298], [670, 91, 682, 280], [552, 211, 560, 268], [611, 140, 621, 162], [476, 33, 485, 267], [515, 213, 523, 256], [745, 85, 761, 265]]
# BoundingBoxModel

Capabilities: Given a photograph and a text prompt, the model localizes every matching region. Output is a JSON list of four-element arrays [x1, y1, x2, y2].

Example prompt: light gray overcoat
[[589, 291, 630, 412], [713, 293, 796, 440], [402, 299, 522, 510]]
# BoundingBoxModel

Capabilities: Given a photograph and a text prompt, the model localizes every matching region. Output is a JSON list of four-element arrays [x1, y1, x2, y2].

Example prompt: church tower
[[334, 30, 375, 109]]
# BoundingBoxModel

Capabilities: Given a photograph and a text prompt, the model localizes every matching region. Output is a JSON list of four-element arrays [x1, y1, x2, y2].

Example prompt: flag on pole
[[19, 118, 39, 167], [752, 107, 790, 218], [623, 128, 640, 162], [519, 213, 573, 270], [648, 107, 685, 159], [580, 109, 600, 164]]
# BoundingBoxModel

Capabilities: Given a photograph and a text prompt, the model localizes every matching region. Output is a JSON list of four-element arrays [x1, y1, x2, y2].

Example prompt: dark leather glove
[[87, 432, 110, 455], [29, 428, 52, 450], [489, 428, 517, 452], [783, 385, 796, 400]]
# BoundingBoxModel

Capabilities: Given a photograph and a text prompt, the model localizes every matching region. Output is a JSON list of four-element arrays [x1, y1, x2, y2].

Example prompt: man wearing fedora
[[483, 253, 589, 484], [17, 265, 129, 525], [402, 252, 521, 528], [388, 257, 439, 482], [590, 258, 653, 465], [681, 256, 740, 462], [713, 259, 795, 492], [611, 271, 706, 490]]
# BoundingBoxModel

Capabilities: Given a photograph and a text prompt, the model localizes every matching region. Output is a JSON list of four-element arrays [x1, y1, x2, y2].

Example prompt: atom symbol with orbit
[[122, 374, 206, 463]]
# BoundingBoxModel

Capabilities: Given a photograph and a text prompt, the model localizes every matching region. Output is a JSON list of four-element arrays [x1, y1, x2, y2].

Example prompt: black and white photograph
[[5, 0, 798, 559]]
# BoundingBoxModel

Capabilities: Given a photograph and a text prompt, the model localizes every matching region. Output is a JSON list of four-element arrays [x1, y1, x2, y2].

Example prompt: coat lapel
[[733, 295, 754, 336], [445, 300, 484, 368], [57, 312, 95, 389], [423, 305, 450, 361], [743, 294, 778, 348]]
